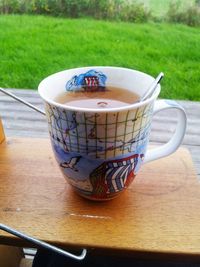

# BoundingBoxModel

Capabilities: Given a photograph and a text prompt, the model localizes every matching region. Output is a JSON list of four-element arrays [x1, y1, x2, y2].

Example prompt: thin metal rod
[[0, 224, 87, 261], [0, 87, 46, 116], [0, 88, 87, 259], [141, 72, 164, 101]]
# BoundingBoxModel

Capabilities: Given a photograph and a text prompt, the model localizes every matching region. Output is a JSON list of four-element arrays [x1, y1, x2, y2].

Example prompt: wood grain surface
[[0, 137, 199, 259]]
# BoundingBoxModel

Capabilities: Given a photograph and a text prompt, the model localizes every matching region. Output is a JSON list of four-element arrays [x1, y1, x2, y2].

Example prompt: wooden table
[[0, 89, 200, 262]]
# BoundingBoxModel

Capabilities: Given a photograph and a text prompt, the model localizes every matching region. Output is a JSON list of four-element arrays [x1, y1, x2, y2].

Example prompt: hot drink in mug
[[38, 67, 187, 201]]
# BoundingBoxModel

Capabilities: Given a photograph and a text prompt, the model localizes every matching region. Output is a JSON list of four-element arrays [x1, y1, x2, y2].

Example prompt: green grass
[[0, 15, 200, 100]]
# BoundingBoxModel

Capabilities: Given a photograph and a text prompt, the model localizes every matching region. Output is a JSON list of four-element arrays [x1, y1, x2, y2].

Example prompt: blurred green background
[[0, 0, 199, 100]]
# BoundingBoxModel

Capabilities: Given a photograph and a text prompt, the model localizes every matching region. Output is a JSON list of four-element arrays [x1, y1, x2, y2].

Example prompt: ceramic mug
[[38, 67, 187, 201]]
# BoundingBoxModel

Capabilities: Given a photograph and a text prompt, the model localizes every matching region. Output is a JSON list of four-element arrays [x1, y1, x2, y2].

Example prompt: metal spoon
[[140, 72, 164, 102]]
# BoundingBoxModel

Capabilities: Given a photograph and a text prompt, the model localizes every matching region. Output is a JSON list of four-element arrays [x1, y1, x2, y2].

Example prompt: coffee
[[55, 86, 139, 109]]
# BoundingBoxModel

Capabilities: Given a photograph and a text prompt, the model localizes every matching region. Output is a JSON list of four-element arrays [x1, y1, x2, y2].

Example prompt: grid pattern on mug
[[46, 103, 153, 159]]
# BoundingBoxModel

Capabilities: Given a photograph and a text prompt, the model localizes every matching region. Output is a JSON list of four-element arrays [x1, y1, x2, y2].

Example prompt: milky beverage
[[55, 86, 139, 109]]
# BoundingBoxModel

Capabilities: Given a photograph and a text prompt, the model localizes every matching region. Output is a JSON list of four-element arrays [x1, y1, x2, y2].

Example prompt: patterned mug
[[38, 67, 187, 201]]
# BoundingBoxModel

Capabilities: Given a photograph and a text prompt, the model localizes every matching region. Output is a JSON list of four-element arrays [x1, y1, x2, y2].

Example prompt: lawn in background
[[0, 15, 200, 100]]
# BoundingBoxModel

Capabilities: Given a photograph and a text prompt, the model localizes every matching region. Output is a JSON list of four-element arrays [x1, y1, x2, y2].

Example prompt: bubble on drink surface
[[97, 101, 108, 108]]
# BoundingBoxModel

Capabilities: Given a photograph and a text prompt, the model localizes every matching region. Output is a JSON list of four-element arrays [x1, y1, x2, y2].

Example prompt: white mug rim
[[38, 66, 161, 113]]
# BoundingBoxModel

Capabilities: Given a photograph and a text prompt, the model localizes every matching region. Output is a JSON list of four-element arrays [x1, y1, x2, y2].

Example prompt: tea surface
[[55, 86, 139, 109]]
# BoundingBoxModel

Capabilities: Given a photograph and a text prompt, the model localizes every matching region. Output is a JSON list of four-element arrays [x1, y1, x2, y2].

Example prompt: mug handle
[[144, 99, 187, 164]]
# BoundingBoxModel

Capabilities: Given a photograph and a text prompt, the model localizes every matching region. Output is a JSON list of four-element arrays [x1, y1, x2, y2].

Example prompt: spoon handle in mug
[[141, 72, 164, 102]]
